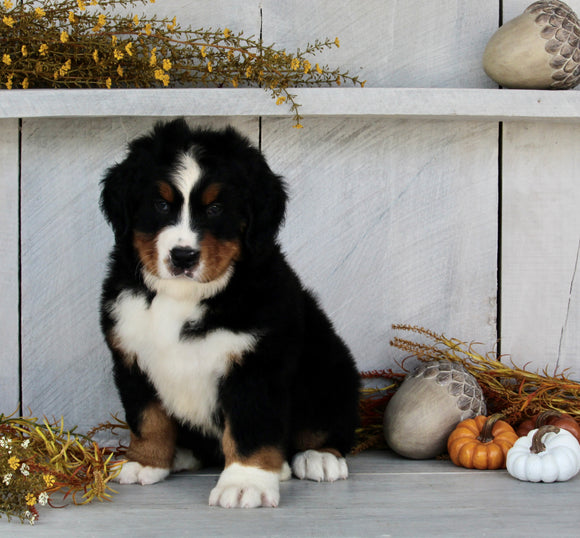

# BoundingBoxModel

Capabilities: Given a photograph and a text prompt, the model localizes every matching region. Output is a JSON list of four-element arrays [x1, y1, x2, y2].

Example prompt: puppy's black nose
[[170, 247, 200, 269]]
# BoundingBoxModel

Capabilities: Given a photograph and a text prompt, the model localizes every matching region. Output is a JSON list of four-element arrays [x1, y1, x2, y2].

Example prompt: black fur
[[100, 119, 360, 468]]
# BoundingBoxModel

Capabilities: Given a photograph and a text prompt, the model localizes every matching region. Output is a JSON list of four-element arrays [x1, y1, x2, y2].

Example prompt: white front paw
[[115, 461, 170, 485], [291, 450, 349, 482], [209, 463, 280, 508]]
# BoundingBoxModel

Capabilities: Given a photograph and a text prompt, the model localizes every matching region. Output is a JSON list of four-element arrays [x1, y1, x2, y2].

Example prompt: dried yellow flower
[[60, 31, 69, 43], [132, 14, 139, 27], [200, 46, 207, 58], [291, 57, 300, 71], [125, 42, 133, 56], [8, 456, 20, 470], [3, 0, 14, 9], [303, 60, 311, 74], [2, 15, 15, 27], [231, 78, 239, 88], [22, 77, 29, 89], [39, 43, 48, 56], [77, 0, 86, 11], [68, 11, 76, 24], [154, 68, 169, 86], [2, 53, 11, 66], [117, 65, 123, 77], [162, 58, 172, 71], [21, 45, 28, 57], [316, 63, 322, 74], [43, 474, 56, 488], [224, 28, 231, 39], [149, 48, 157, 66], [276, 96, 286, 105], [207, 61, 212, 72], [34, 7, 45, 17], [334, 37, 340, 47], [92, 49, 99, 63], [105, 77, 112, 88], [166, 16, 176, 31], [293, 123, 304, 129], [113, 49, 124, 60], [144, 23, 152, 36], [5, 74, 13, 89], [25, 493, 37, 506]]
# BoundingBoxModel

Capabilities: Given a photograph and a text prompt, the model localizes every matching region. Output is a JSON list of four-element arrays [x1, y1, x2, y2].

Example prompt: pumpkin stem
[[536, 410, 562, 427], [531, 425, 561, 454], [477, 413, 504, 443]]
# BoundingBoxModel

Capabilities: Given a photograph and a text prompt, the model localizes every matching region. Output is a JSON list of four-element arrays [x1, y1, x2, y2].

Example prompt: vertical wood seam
[[17, 117, 23, 414], [496, 121, 503, 358]]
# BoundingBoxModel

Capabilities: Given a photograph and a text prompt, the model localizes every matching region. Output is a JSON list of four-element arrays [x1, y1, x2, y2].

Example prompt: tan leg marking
[[222, 420, 284, 473], [126, 401, 177, 469]]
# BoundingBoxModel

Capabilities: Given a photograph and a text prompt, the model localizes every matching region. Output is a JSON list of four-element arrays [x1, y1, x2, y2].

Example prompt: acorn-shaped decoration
[[483, 1, 580, 89], [383, 360, 486, 459]]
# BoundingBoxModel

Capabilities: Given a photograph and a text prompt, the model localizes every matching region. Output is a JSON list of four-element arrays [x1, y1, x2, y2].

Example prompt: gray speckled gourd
[[383, 360, 486, 459]]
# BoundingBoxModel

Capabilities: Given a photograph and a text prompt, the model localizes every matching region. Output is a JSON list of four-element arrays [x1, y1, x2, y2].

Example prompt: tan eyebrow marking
[[202, 183, 222, 206], [157, 181, 175, 203]]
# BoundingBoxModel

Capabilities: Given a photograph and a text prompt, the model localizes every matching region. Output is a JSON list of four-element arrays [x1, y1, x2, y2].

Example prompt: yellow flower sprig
[[0, 0, 365, 126], [0, 411, 126, 525]]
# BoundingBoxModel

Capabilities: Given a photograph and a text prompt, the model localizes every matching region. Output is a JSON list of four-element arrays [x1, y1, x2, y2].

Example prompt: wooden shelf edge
[[1, 87, 580, 121]]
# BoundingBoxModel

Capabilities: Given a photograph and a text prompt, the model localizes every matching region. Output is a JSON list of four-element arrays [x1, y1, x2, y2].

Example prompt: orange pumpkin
[[447, 414, 519, 470], [516, 410, 580, 443]]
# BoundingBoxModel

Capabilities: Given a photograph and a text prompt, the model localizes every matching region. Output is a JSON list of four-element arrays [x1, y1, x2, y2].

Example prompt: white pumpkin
[[506, 425, 580, 482]]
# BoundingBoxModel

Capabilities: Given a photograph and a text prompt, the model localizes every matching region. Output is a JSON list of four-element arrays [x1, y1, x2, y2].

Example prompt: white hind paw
[[291, 450, 348, 482]]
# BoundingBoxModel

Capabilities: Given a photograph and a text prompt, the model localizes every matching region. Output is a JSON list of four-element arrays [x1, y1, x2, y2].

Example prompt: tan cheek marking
[[202, 182, 222, 205], [199, 235, 241, 282], [157, 181, 175, 203], [134, 232, 159, 276], [126, 402, 177, 469], [222, 421, 285, 473]]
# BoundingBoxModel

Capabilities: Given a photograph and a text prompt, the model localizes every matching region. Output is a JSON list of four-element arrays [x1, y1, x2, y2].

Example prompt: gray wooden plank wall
[[1, 0, 579, 429]]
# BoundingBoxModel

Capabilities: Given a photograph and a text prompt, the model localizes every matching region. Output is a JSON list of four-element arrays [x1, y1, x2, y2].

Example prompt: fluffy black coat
[[100, 119, 360, 469]]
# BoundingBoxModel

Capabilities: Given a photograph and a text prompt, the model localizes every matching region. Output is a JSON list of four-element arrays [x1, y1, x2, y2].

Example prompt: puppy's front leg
[[116, 401, 177, 485], [209, 421, 286, 508]]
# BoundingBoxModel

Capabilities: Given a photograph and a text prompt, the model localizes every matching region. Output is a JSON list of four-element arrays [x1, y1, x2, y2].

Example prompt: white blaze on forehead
[[156, 152, 202, 278]]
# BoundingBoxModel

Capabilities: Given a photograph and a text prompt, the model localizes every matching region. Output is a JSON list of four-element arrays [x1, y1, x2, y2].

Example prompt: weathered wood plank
[[501, 122, 580, 377], [6, 452, 580, 536], [0, 119, 20, 413], [264, 117, 499, 371], [261, 0, 499, 88], [4, 88, 580, 121], [19, 117, 259, 429]]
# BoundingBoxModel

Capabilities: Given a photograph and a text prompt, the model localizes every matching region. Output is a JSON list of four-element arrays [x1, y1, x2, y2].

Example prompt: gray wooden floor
[[5, 450, 580, 537]]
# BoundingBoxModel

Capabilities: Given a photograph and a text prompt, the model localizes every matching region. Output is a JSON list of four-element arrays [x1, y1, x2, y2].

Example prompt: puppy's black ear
[[100, 160, 135, 241], [244, 158, 288, 260]]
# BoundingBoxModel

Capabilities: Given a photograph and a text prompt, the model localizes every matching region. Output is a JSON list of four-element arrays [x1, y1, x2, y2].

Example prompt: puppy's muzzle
[[170, 247, 200, 271]]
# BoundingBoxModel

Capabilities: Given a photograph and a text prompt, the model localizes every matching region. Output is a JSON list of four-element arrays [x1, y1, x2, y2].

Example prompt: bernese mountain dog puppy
[[99, 119, 360, 508]]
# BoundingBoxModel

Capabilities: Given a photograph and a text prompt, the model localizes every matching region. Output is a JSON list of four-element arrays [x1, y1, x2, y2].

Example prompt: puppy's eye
[[206, 203, 223, 218], [154, 199, 170, 214]]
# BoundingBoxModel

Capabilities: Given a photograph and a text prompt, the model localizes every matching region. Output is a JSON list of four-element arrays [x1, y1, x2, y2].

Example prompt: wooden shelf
[[1, 87, 580, 121]]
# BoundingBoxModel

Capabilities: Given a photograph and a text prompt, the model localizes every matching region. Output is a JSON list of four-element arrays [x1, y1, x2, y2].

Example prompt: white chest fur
[[111, 290, 257, 436]]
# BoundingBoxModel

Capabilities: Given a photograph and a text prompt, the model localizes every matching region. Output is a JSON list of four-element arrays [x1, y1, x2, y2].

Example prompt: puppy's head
[[101, 119, 287, 286]]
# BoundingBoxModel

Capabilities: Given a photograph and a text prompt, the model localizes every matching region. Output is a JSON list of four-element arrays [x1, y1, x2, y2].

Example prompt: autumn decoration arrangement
[[0, 413, 126, 524], [4, 324, 580, 525], [0, 0, 365, 127], [359, 325, 580, 483]]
